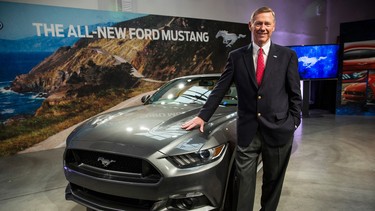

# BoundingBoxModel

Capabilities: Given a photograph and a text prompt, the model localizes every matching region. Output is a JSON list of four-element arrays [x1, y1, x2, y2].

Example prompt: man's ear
[[248, 22, 252, 32]]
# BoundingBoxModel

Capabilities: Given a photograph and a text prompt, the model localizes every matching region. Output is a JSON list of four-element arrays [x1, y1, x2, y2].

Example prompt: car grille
[[69, 183, 156, 210], [65, 149, 162, 183]]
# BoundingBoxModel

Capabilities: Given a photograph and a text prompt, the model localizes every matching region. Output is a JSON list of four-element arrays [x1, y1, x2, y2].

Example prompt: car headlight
[[168, 144, 226, 168]]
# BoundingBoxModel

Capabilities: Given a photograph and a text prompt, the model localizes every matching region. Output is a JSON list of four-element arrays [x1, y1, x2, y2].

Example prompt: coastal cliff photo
[[0, 2, 250, 156]]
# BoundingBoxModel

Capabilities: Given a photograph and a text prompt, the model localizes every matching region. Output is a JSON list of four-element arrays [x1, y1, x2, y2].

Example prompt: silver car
[[64, 74, 240, 210]]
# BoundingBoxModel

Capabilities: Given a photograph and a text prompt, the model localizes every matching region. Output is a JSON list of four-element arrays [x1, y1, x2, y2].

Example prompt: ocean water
[[0, 81, 45, 122], [0, 52, 52, 122]]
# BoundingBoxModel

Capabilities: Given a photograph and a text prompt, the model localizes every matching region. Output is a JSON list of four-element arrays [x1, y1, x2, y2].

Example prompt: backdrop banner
[[0, 2, 250, 153]]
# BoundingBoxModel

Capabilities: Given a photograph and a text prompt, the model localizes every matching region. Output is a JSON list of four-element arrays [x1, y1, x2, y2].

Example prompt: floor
[[0, 112, 374, 211]]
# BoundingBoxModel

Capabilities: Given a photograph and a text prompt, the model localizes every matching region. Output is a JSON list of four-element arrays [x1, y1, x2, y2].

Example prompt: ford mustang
[[342, 72, 375, 104], [343, 44, 375, 71], [63, 74, 244, 210]]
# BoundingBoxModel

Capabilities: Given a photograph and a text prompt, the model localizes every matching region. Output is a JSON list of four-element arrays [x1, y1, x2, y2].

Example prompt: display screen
[[289, 44, 339, 80]]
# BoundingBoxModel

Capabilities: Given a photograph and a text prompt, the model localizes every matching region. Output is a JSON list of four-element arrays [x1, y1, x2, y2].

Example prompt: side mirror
[[141, 95, 151, 103]]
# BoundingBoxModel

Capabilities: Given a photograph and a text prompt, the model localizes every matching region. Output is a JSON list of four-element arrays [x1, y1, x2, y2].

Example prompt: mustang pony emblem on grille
[[97, 157, 116, 167]]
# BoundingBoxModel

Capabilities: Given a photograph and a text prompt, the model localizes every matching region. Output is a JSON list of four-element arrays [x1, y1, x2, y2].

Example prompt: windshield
[[147, 77, 237, 106]]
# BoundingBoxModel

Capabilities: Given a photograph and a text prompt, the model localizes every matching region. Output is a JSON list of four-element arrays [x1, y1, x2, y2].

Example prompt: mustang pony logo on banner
[[216, 30, 246, 47]]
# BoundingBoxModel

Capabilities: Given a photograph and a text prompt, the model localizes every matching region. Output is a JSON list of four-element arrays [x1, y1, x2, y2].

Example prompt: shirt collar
[[252, 40, 271, 56]]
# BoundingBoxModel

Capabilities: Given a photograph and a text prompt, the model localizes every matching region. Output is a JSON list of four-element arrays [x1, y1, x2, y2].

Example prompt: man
[[181, 6, 302, 211]]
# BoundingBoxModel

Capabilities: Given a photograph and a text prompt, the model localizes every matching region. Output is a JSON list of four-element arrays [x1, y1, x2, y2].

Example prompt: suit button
[[258, 95, 262, 100], [257, 113, 261, 117]]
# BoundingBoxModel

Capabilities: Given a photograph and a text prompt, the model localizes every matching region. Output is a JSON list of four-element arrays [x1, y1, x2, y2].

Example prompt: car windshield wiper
[[179, 93, 208, 102]]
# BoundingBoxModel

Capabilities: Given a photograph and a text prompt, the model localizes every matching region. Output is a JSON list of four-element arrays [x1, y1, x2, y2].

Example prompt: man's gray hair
[[250, 6, 276, 23]]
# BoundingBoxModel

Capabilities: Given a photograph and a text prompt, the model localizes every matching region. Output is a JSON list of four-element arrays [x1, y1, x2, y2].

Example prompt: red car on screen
[[343, 73, 375, 104], [343, 42, 375, 71]]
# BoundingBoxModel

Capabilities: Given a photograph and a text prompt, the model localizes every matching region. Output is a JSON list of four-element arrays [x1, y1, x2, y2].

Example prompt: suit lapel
[[262, 43, 279, 87], [242, 44, 258, 87]]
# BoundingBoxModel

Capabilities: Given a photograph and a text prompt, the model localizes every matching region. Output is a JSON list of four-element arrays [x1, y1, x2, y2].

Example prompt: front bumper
[[64, 148, 231, 210], [65, 183, 215, 211]]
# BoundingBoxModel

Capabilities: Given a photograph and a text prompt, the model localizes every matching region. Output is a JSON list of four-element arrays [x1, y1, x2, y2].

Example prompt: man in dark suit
[[182, 6, 302, 211]]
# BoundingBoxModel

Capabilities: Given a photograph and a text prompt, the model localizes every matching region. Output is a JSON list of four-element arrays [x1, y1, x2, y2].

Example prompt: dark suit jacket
[[198, 43, 302, 147]]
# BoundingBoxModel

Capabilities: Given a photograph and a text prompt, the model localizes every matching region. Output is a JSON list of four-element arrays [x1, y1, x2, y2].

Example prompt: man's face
[[248, 12, 275, 47]]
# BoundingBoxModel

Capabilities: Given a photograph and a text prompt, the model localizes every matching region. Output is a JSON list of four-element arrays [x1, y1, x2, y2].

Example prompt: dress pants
[[234, 131, 293, 211]]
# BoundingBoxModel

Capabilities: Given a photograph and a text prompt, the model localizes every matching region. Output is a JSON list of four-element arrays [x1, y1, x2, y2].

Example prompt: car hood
[[67, 104, 236, 157], [345, 83, 366, 92]]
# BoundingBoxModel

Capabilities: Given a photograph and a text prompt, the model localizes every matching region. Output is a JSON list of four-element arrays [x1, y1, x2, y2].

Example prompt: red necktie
[[256, 47, 265, 86]]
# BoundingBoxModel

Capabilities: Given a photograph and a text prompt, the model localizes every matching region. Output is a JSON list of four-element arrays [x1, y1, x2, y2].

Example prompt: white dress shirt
[[252, 40, 271, 73]]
